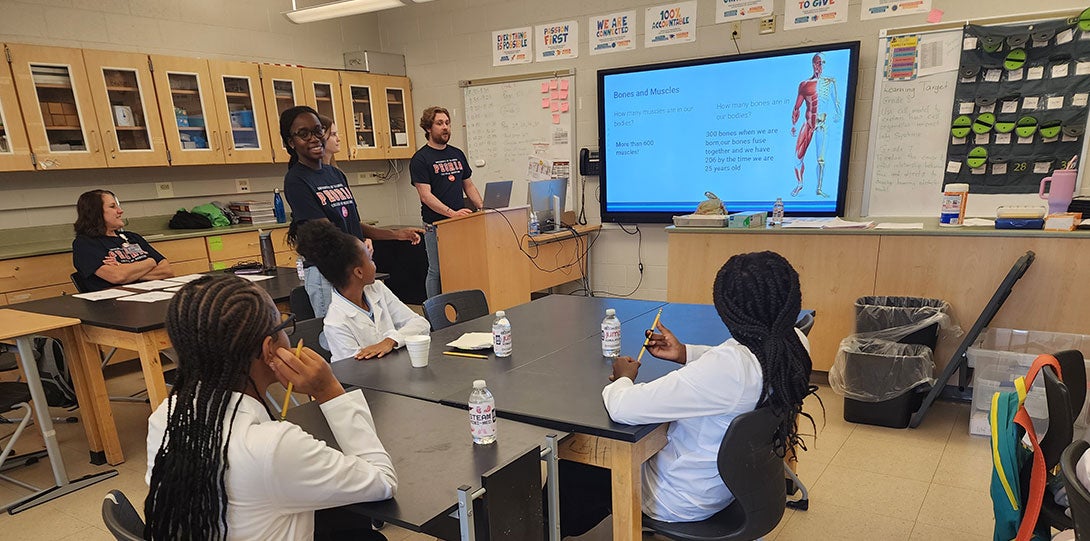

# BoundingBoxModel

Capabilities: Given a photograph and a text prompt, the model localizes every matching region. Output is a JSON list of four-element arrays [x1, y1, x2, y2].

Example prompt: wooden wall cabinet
[[7, 43, 107, 170], [301, 67, 349, 163], [339, 73, 416, 161], [205, 229, 296, 271], [0, 53, 32, 171], [258, 64, 304, 164], [150, 55, 224, 166], [82, 49, 169, 168], [376, 75, 415, 159], [209, 60, 273, 164]]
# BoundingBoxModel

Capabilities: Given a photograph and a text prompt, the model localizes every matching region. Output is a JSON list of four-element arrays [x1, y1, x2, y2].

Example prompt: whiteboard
[[863, 29, 961, 217], [462, 71, 575, 212]]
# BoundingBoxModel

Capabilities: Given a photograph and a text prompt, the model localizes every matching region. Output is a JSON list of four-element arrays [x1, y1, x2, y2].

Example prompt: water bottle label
[[602, 327, 620, 347], [470, 403, 496, 437], [494, 329, 512, 355]]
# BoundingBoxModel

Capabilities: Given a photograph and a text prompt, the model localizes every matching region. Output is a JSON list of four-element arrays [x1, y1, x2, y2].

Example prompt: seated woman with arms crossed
[[144, 274, 396, 540], [291, 220, 429, 362], [559, 251, 818, 535], [72, 189, 173, 291]]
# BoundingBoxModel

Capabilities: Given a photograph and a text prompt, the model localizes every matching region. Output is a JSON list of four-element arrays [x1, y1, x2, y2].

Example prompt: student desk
[[334, 297, 755, 540], [0, 309, 117, 513], [8, 267, 302, 465], [325, 389, 566, 540]]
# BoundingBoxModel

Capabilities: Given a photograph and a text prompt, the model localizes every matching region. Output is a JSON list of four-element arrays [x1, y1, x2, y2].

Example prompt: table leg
[[74, 326, 124, 465], [135, 330, 169, 409], [14, 336, 68, 486]]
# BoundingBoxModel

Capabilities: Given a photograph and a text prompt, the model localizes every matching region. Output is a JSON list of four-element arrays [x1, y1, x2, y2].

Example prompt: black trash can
[[854, 296, 949, 350], [833, 338, 935, 428]]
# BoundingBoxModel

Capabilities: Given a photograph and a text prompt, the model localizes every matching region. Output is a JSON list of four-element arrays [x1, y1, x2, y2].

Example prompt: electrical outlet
[[732, 22, 741, 39], [155, 182, 174, 198], [235, 178, 250, 193], [356, 172, 383, 185], [759, 16, 776, 35]]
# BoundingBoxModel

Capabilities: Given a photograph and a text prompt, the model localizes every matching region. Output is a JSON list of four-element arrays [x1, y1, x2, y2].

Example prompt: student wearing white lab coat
[[292, 220, 430, 362], [557, 251, 818, 536], [145, 274, 396, 541]]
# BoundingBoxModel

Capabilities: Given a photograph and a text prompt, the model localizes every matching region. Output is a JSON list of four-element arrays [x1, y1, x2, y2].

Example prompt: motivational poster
[[645, 1, 697, 48], [861, 0, 931, 20], [784, 0, 848, 31], [492, 26, 532, 67], [536, 20, 578, 62], [715, 0, 773, 23], [590, 11, 637, 55]]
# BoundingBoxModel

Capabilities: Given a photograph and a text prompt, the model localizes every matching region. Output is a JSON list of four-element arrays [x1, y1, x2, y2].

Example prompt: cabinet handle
[[89, 130, 100, 154], [106, 130, 117, 159], [225, 130, 233, 154], [247, 242, 259, 246], [0, 274, 16, 279], [212, 131, 221, 151]]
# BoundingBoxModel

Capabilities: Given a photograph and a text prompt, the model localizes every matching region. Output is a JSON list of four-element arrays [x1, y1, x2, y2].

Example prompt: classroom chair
[[1026, 364, 1075, 532], [1061, 440, 1090, 541], [641, 406, 786, 541], [422, 289, 489, 331], [289, 286, 316, 321], [289, 317, 331, 363], [0, 379, 43, 496], [101, 489, 144, 541]]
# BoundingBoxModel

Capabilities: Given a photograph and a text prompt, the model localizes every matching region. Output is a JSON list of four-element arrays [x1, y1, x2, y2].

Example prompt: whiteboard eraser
[[474, 159, 485, 167]]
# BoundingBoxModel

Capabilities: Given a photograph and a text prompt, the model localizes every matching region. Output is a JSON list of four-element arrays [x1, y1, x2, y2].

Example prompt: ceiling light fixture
[[284, 0, 406, 24]]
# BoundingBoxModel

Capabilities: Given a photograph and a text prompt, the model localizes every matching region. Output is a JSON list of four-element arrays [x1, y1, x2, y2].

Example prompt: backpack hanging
[[32, 336, 78, 408]]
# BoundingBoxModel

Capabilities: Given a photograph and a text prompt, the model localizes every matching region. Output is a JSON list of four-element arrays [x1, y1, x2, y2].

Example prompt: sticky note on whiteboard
[[552, 113, 560, 124], [541, 97, 550, 108], [560, 79, 569, 90], [560, 102, 569, 112], [541, 82, 549, 93]]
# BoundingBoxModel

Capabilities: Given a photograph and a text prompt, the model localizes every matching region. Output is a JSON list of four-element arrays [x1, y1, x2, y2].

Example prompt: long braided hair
[[144, 274, 279, 540], [279, 105, 321, 170], [713, 251, 820, 457]]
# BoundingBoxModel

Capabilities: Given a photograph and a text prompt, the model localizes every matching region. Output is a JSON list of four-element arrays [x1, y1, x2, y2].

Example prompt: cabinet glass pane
[[349, 85, 375, 150], [273, 79, 296, 115], [167, 72, 210, 150], [386, 87, 408, 148], [31, 64, 88, 152], [312, 82, 336, 125], [0, 99, 11, 154], [101, 68, 152, 151], [222, 76, 260, 150]]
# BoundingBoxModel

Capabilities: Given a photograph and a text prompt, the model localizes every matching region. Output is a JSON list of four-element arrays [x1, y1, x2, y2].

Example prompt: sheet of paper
[[963, 218, 996, 227], [238, 274, 274, 282], [165, 274, 208, 284], [822, 218, 876, 229], [781, 218, 833, 228], [124, 279, 179, 291], [118, 291, 175, 303], [164, 286, 183, 292], [71, 289, 135, 301], [875, 222, 924, 230]]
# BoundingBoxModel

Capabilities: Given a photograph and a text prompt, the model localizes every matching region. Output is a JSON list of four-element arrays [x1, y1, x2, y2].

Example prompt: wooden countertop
[[666, 217, 1090, 239]]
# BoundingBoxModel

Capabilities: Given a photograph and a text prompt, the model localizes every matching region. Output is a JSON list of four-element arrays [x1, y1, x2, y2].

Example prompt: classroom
[[2, 0, 1090, 540]]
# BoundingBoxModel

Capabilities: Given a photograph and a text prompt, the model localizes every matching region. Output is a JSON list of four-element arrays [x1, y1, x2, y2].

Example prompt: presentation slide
[[601, 46, 855, 218]]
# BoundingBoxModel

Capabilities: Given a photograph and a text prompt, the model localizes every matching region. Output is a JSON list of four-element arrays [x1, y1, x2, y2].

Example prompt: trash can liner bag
[[829, 337, 936, 403]]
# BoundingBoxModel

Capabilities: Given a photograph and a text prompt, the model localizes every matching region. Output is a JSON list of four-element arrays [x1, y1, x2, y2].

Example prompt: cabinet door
[[209, 60, 272, 164], [259, 64, 303, 164], [0, 55, 32, 171], [7, 44, 106, 170], [82, 49, 168, 168], [301, 68, 348, 163], [339, 71, 383, 161], [379, 75, 415, 159], [151, 55, 224, 165]]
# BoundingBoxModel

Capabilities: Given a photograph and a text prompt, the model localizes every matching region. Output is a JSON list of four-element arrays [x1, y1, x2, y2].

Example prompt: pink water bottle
[[1040, 169, 1077, 215]]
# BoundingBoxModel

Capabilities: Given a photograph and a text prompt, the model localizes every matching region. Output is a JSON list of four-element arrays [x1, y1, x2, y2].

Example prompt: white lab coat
[[146, 389, 397, 540], [602, 329, 809, 523], [324, 282, 431, 362]]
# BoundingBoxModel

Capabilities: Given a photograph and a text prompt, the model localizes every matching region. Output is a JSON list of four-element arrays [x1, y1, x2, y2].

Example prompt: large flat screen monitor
[[598, 41, 860, 223]]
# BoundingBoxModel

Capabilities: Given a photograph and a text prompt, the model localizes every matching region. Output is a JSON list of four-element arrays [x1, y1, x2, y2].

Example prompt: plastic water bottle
[[273, 188, 286, 223], [295, 256, 305, 280], [469, 380, 496, 445], [492, 310, 512, 358], [601, 308, 621, 357], [771, 197, 785, 226], [528, 211, 540, 236]]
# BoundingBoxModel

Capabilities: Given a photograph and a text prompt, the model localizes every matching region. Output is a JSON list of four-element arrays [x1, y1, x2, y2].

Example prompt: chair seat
[[641, 502, 748, 541], [0, 382, 32, 411]]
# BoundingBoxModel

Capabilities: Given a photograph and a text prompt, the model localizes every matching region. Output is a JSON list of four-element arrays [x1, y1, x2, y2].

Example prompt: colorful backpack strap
[[1014, 354, 1061, 541]]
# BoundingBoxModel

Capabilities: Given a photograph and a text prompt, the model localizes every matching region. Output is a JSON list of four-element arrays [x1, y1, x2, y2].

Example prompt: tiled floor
[[0, 361, 995, 540]]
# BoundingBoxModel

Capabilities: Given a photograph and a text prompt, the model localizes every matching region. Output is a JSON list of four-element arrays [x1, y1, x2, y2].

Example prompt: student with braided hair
[[292, 220, 429, 362], [558, 251, 817, 536], [144, 274, 396, 540]]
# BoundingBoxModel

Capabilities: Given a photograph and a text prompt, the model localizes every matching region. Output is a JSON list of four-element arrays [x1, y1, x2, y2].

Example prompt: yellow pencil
[[443, 350, 489, 359], [635, 308, 663, 363], [280, 340, 303, 421]]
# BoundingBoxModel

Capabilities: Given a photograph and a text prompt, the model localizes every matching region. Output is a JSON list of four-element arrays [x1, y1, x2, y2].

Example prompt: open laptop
[[481, 181, 513, 210]]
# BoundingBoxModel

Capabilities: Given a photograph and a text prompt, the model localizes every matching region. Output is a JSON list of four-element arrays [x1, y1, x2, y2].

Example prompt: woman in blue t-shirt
[[71, 189, 174, 292], [279, 106, 422, 318]]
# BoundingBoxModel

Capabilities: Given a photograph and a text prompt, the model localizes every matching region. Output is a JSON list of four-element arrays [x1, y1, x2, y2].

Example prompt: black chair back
[[70, 271, 90, 294], [101, 489, 145, 541], [422, 289, 489, 331], [795, 312, 815, 336], [1056, 350, 1087, 425], [290, 286, 316, 321], [1040, 365, 1074, 470], [1062, 440, 1090, 541], [290, 317, 331, 362], [717, 406, 788, 539]]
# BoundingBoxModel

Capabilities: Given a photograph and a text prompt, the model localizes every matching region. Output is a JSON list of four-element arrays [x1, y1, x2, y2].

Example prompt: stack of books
[[229, 200, 277, 225]]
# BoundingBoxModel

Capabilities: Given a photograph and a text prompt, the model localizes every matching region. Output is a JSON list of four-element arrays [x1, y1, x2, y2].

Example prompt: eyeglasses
[[291, 126, 325, 141], [269, 312, 296, 337]]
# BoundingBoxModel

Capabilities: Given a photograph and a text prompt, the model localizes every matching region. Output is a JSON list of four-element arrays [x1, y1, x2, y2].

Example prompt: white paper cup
[[404, 335, 431, 368]]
